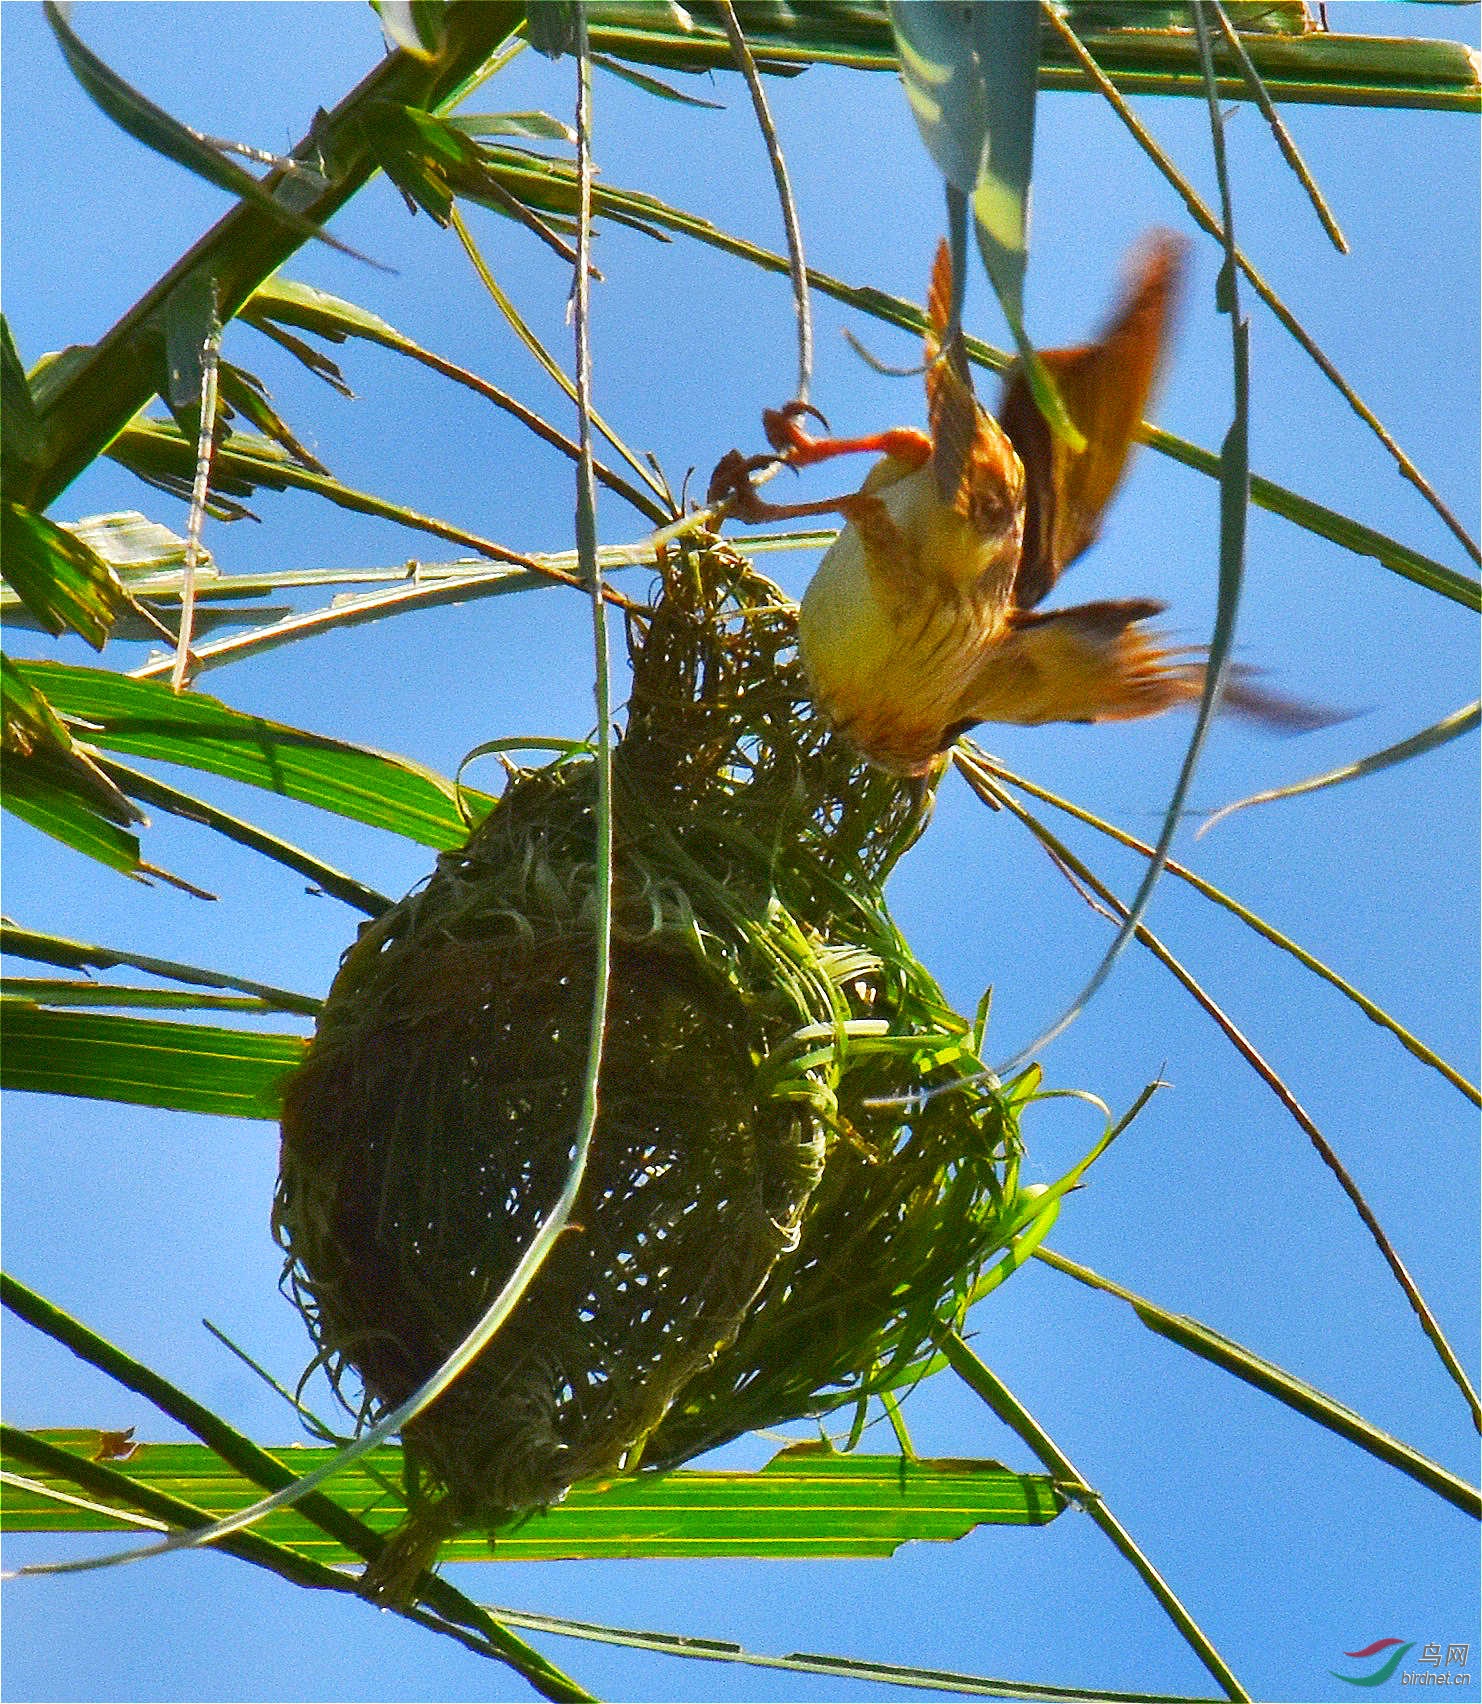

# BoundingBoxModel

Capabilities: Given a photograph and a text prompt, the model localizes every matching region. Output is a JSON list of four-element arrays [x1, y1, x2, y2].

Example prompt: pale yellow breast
[[797, 465, 1015, 773]]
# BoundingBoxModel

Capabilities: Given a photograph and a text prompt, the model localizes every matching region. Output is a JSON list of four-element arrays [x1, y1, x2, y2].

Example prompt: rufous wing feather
[[923, 241, 1024, 543], [1000, 232, 1188, 610]]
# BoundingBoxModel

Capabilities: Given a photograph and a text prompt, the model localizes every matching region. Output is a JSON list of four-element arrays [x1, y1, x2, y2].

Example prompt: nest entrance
[[276, 544, 1024, 1549]]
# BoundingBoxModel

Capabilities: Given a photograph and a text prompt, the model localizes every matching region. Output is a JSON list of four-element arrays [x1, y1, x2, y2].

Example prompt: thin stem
[[569, 1, 616, 1443], [972, 750, 1480, 1107], [0, 1276, 591, 1701], [982, 13, 1250, 1082], [171, 287, 221, 692], [1033, 1248, 1480, 1518], [98, 756, 392, 918], [481, 1598, 1232, 1703], [126, 555, 637, 685], [1042, 1, 1481, 567], [957, 754, 1482, 1434], [1210, 1, 1348, 252], [938, 1331, 1251, 1703], [718, 0, 813, 405], [448, 205, 670, 504]]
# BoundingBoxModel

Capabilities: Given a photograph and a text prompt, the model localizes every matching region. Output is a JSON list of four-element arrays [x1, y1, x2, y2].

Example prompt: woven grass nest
[[275, 543, 1029, 1581]]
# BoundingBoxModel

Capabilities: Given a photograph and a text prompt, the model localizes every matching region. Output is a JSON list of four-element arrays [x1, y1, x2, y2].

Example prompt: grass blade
[[1210, 2, 1348, 251], [99, 757, 393, 917], [107, 419, 597, 588], [3, 981, 295, 1015], [41, 4, 374, 267], [17, 659, 485, 849], [972, 750, 1480, 1108], [0, 1434, 1064, 1557], [1042, 2, 1480, 568], [483, 1602, 1228, 1703], [957, 754, 1482, 1434], [241, 278, 669, 523], [983, 6, 1255, 1080], [0, 1276, 590, 1702], [1200, 701, 1481, 837], [940, 1331, 1250, 1703], [1034, 1248, 1481, 1519], [445, 209, 672, 506], [0, 921, 319, 1015], [0, 1003, 304, 1118], [1, 502, 128, 649]]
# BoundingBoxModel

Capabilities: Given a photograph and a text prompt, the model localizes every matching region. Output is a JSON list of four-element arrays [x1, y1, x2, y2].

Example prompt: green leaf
[[372, 0, 448, 60], [591, 53, 726, 108], [215, 363, 328, 473], [359, 102, 584, 264], [889, 3, 1082, 451], [2, 652, 145, 873], [1201, 700, 1482, 836], [0, 1003, 304, 1118], [24, 5, 528, 514], [41, 3, 372, 265], [577, 2, 1482, 112], [0, 1277, 584, 1700], [443, 110, 579, 141], [12, 659, 483, 849], [2, 762, 143, 873], [0, 921, 319, 1015], [2, 501, 127, 649], [0, 1435, 1064, 1559], [1, 316, 41, 484], [102, 756, 393, 917]]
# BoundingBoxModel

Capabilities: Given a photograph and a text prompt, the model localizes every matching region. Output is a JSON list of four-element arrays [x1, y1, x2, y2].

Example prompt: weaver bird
[[709, 235, 1327, 775]]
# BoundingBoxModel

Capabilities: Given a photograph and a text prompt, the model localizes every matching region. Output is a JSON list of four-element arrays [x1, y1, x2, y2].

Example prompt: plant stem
[[939, 1331, 1250, 1704]]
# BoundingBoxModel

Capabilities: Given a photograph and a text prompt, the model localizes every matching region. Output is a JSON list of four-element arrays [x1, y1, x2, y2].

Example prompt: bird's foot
[[761, 398, 832, 460], [705, 447, 782, 520]]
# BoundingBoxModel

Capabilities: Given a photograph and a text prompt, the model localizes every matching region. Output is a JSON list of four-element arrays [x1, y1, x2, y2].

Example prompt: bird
[[708, 234, 1329, 776]]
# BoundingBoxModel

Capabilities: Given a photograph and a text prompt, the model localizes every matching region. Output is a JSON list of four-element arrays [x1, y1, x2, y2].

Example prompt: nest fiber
[[276, 545, 1026, 1551]]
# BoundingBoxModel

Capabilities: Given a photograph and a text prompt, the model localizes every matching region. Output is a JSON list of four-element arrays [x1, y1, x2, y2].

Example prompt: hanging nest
[[275, 542, 1031, 1588]]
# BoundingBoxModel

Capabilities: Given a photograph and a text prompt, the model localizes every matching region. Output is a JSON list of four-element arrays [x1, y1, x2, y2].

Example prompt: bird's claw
[[705, 447, 776, 518], [707, 400, 834, 520], [762, 398, 830, 458]]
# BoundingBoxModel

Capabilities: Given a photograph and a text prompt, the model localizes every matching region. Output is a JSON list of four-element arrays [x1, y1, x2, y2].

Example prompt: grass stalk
[[1033, 1248, 1481, 1519], [1209, 2, 1348, 252], [1043, 1, 1480, 567], [972, 751, 1479, 1106], [23, 6, 526, 511], [956, 754, 1482, 1434], [0, 1275, 591, 1701], [719, 0, 814, 405], [938, 1330, 1251, 1704]]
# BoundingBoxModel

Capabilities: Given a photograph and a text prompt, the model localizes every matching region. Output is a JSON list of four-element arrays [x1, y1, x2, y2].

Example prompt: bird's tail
[[959, 599, 1340, 732]]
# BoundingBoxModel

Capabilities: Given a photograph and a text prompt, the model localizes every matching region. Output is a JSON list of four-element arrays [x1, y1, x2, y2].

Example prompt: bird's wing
[[999, 232, 1187, 610], [923, 241, 1024, 545]]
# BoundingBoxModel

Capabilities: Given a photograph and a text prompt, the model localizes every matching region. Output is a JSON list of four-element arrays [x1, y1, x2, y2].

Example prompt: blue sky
[[3, 5, 1478, 1701]]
